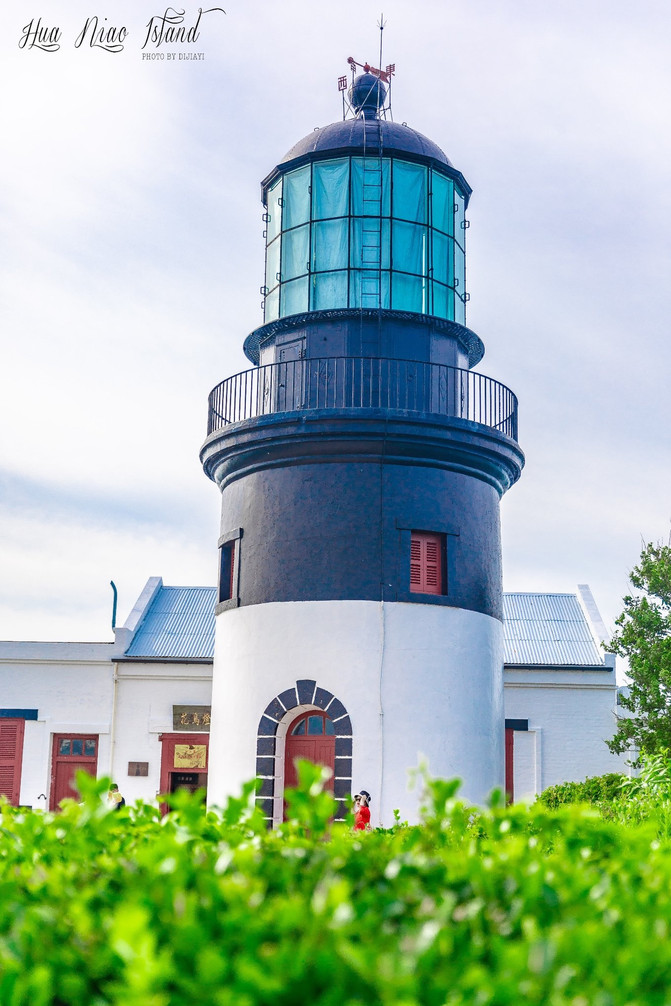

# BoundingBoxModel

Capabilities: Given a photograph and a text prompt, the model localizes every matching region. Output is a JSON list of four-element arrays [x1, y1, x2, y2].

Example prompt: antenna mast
[[377, 13, 385, 117]]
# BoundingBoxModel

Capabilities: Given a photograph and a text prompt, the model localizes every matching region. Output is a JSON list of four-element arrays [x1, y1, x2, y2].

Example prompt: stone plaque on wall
[[128, 761, 149, 777], [172, 705, 211, 731]]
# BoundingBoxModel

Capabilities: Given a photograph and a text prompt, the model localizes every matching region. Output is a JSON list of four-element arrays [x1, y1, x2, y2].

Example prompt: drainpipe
[[378, 599, 386, 827], [109, 581, 119, 780], [110, 580, 118, 630], [109, 662, 119, 780]]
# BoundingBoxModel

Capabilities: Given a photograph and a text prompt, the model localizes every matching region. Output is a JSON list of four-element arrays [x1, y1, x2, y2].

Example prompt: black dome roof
[[281, 117, 453, 167], [261, 117, 471, 205]]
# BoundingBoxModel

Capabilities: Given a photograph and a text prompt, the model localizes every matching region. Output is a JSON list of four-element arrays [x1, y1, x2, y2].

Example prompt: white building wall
[[0, 624, 632, 813], [0, 642, 114, 808], [504, 668, 629, 801], [0, 643, 213, 808], [112, 661, 212, 804], [209, 599, 504, 826]]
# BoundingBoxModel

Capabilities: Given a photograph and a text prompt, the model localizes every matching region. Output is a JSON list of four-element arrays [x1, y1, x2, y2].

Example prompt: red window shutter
[[410, 531, 444, 595], [425, 538, 440, 590], [0, 718, 25, 806], [410, 536, 422, 589]]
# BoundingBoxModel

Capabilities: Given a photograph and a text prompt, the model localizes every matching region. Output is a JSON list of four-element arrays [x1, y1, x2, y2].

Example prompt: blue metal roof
[[124, 586, 216, 660], [503, 592, 605, 667]]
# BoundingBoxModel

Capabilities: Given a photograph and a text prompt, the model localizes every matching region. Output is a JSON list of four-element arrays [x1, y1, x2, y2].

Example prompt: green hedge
[[537, 772, 626, 811], [2, 766, 671, 1004]]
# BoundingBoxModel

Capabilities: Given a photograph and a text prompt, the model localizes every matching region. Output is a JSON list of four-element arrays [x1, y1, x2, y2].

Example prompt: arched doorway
[[284, 710, 336, 791], [255, 679, 352, 827]]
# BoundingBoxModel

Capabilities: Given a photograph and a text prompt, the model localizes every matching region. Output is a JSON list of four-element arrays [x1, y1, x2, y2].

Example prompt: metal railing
[[207, 357, 518, 441]]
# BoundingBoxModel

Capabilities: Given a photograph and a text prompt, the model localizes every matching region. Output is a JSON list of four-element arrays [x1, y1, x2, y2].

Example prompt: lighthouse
[[201, 66, 524, 825]]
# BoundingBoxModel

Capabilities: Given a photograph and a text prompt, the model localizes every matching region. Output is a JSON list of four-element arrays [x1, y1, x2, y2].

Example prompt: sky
[[1, 0, 670, 650]]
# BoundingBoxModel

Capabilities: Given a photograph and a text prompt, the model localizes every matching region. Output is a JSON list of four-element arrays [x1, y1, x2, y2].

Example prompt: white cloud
[[1, 0, 670, 638]]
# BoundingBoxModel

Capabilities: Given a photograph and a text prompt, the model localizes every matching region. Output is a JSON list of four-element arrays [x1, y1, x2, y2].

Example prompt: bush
[[615, 748, 671, 837], [2, 765, 671, 1004], [537, 772, 626, 812]]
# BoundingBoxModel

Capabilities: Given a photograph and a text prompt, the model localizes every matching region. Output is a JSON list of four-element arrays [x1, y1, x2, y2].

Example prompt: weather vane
[[337, 15, 395, 120]]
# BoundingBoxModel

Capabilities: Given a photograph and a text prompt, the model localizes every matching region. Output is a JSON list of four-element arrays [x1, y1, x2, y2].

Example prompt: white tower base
[[208, 600, 504, 826]]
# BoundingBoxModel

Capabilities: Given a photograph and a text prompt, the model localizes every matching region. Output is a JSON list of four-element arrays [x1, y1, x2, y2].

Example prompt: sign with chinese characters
[[128, 761, 148, 777], [172, 705, 211, 731], [174, 744, 207, 769]]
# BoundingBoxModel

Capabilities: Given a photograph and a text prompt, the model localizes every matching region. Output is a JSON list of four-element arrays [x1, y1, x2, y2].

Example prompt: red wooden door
[[505, 728, 514, 804], [0, 719, 25, 806], [50, 735, 98, 809], [159, 733, 209, 808], [284, 712, 335, 790]]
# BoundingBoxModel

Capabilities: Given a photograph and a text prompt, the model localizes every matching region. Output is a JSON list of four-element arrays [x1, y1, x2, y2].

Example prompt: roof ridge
[[503, 591, 577, 597]]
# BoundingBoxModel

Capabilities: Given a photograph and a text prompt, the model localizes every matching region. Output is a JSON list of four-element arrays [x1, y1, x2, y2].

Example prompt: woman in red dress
[[354, 790, 371, 830]]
